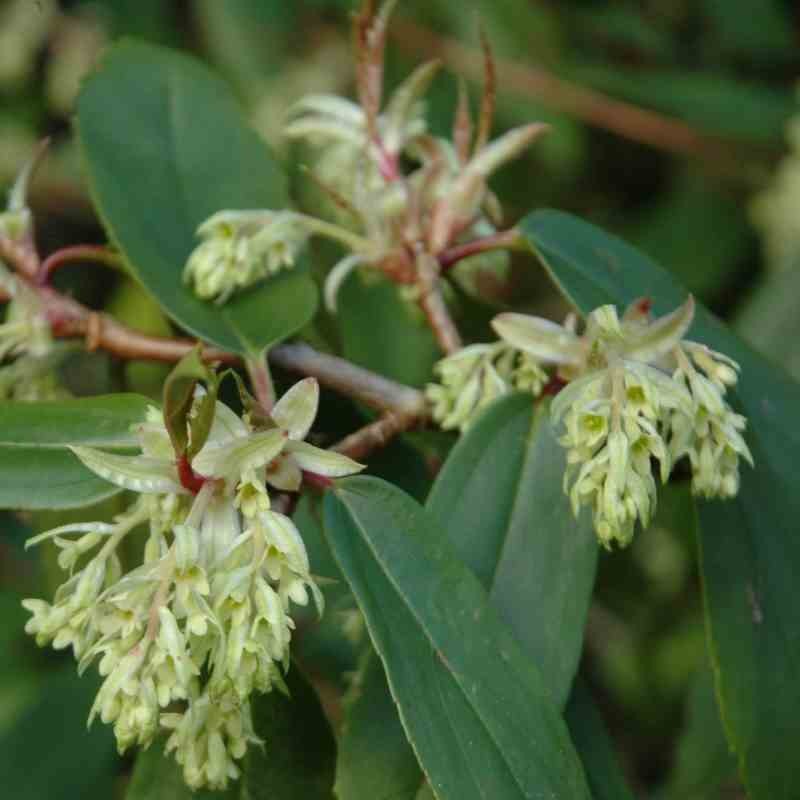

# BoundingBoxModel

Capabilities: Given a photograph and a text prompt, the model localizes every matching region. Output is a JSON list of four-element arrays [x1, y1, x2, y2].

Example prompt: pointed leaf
[[77, 40, 317, 355], [521, 208, 800, 800], [324, 476, 591, 800], [0, 395, 151, 509], [70, 446, 183, 494], [427, 395, 598, 710]]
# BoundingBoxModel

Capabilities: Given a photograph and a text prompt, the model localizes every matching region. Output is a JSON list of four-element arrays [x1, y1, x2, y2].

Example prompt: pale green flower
[[491, 296, 752, 546], [426, 342, 547, 432], [184, 210, 310, 303], [23, 379, 363, 789]]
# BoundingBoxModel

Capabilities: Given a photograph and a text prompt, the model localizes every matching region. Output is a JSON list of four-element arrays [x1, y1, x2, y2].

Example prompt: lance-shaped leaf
[[324, 476, 591, 800], [77, 40, 317, 355], [427, 395, 598, 709], [0, 395, 151, 510], [521, 208, 800, 800], [162, 347, 218, 460], [70, 447, 184, 495]]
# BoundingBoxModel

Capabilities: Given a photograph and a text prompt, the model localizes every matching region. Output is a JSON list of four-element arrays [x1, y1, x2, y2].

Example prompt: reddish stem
[[177, 454, 208, 494], [302, 471, 334, 491], [438, 228, 521, 272], [542, 375, 567, 397], [37, 245, 121, 286]]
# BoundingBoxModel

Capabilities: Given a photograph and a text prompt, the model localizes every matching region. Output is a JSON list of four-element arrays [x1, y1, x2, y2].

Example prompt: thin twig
[[37, 244, 122, 286], [245, 353, 275, 414], [438, 227, 522, 271], [416, 249, 462, 355], [333, 412, 417, 461], [270, 342, 427, 418], [390, 19, 748, 166]]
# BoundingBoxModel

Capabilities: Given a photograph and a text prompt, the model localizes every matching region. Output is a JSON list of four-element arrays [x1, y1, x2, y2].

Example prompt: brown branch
[[390, 19, 747, 166], [333, 411, 418, 461], [270, 342, 427, 418], [0, 252, 428, 423]]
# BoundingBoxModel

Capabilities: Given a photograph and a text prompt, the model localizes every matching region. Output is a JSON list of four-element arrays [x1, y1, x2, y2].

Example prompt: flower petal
[[623, 296, 695, 362], [285, 440, 364, 477], [492, 312, 584, 365], [25, 521, 116, 549], [271, 378, 319, 440], [196, 429, 287, 482], [70, 446, 184, 494], [265, 455, 303, 492]]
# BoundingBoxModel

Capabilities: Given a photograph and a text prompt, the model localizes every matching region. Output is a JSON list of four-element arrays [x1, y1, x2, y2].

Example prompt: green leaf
[[0, 666, 119, 800], [163, 346, 218, 459], [427, 394, 598, 709], [335, 649, 423, 800], [338, 271, 440, 388], [324, 476, 591, 800], [0, 394, 150, 509], [521, 208, 800, 800], [243, 666, 336, 799], [76, 40, 317, 355], [126, 738, 238, 800], [565, 680, 635, 800]]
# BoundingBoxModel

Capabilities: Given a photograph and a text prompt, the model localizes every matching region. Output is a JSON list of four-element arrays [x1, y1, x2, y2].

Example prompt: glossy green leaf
[[427, 395, 597, 709], [77, 40, 317, 355], [324, 476, 591, 800], [0, 394, 150, 509], [243, 666, 336, 799], [338, 271, 440, 388], [126, 738, 238, 800], [335, 649, 423, 800], [521, 208, 800, 800]]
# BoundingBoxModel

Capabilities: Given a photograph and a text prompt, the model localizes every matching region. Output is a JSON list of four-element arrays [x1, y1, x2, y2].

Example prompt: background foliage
[[2, 0, 800, 798]]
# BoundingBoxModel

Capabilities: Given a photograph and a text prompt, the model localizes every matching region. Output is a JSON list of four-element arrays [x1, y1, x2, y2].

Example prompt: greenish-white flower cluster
[[426, 342, 547, 432], [429, 297, 752, 548], [23, 378, 362, 790], [183, 210, 310, 303], [183, 2, 544, 311]]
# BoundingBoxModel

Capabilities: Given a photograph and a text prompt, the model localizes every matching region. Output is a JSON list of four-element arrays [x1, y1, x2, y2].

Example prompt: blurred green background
[[2, 1, 799, 797]]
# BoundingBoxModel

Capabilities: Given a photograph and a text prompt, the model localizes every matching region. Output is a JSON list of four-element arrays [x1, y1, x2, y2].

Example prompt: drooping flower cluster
[[425, 342, 547, 432], [183, 1, 545, 311], [23, 378, 363, 789], [429, 296, 752, 548], [183, 210, 310, 303]]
